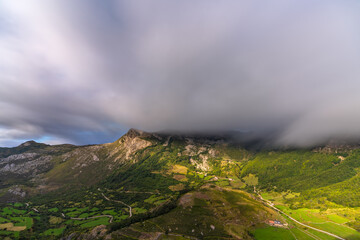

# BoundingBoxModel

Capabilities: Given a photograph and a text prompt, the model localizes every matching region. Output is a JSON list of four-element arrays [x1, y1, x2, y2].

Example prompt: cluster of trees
[[107, 194, 182, 232], [241, 150, 359, 191], [237, 149, 360, 209]]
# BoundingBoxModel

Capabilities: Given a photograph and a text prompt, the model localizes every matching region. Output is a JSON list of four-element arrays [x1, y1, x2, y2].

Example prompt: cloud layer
[[1, 0, 360, 147]]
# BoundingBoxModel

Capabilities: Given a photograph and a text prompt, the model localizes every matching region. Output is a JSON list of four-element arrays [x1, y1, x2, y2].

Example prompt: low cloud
[[1, 0, 360, 146]]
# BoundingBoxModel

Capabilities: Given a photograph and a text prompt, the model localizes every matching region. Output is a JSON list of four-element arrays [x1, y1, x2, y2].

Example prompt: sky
[[1, 0, 360, 147]]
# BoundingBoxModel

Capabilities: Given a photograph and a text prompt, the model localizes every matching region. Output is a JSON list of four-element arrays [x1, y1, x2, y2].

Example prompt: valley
[[0, 129, 360, 239]]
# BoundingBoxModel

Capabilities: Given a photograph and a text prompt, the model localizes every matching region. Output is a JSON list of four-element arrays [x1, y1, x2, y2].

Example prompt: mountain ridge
[[0, 128, 360, 239], [10, 127, 360, 152]]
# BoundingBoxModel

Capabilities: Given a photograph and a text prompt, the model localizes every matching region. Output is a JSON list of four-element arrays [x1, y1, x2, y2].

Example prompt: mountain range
[[0, 129, 360, 239]]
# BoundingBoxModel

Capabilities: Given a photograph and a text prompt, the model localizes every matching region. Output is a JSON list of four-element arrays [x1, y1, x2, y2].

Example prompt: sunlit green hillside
[[0, 129, 359, 239]]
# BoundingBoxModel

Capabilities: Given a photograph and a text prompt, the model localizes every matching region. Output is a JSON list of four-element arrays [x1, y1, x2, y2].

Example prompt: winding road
[[64, 190, 134, 222], [101, 192, 132, 217], [25, 201, 115, 223], [256, 191, 345, 240]]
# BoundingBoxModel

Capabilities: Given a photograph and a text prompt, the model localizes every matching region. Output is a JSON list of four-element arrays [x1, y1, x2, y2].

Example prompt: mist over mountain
[[3, 1, 360, 239], [1, 0, 360, 147]]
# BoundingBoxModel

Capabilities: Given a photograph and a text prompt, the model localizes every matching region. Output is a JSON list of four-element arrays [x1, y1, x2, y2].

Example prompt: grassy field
[[80, 217, 110, 228], [327, 214, 349, 224], [43, 227, 65, 236], [253, 226, 295, 240], [278, 205, 360, 239], [260, 190, 360, 239]]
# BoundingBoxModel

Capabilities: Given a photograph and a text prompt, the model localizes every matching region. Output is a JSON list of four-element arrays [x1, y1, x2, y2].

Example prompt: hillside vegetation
[[0, 129, 359, 239]]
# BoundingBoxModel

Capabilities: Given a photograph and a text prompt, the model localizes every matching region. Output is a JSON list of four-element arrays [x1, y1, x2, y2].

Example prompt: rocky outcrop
[[190, 154, 211, 172], [61, 225, 109, 240], [8, 186, 26, 198], [122, 135, 152, 160], [0, 153, 52, 175], [109, 128, 152, 161], [64, 145, 103, 170]]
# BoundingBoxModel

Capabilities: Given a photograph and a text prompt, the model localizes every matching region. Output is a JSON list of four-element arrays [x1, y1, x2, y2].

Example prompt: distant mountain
[[0, 129, 360, 239]]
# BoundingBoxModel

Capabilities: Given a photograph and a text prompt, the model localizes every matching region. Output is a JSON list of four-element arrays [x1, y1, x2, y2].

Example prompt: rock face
[[190, 154, 211, 171], [8, 186, 26, 198], [108, 128, 153, 161], [0, 153, 52, 175], [2, 152, 38, 162], [64, 145, 103, 170], [121, 134, 152, 160], [61, 225, 109, 240], [181, 139, 217, 172]]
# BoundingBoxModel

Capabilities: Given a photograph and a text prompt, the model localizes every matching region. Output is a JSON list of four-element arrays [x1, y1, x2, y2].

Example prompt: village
[[267, 219, 288, 228]]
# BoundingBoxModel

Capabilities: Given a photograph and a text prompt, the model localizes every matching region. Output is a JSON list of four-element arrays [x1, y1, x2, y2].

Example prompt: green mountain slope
[[0, 129, 359, 239]]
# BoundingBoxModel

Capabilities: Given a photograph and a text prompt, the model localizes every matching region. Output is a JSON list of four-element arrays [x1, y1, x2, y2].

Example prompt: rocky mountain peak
[[19, 140, 39, 147], [17, 140, 49, 149], [125, 128, 145, 138]]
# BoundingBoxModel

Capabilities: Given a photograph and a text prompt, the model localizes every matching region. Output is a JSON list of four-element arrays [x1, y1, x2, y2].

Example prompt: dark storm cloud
[[1, 0, 360, 146]]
